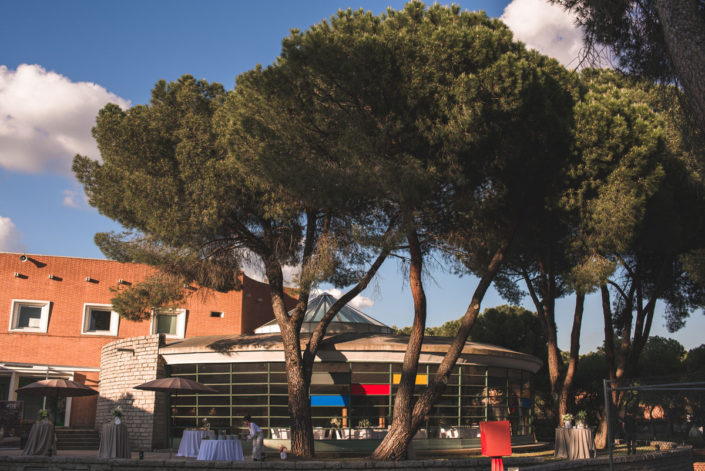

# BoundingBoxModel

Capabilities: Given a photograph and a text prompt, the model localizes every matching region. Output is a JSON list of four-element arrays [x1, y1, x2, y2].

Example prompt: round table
[[177, 430, 216, 457], [98, 422, 130, 458], [22, 422, 55, 456], [196, 438, 244, 461], [554, 427, 596, 460]]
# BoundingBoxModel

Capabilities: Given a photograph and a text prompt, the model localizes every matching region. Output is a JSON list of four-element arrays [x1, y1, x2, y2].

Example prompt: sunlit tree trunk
[[372, 229, 426, 460], [373, 234, 513, 459]]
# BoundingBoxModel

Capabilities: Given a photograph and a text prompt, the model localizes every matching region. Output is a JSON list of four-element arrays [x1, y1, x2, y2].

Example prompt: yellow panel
[[392, 374, 428, 385]]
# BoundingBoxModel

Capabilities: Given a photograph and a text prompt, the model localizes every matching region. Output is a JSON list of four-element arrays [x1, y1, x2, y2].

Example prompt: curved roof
[[160, 332, 542, 373], [254, 293, 392, 334]]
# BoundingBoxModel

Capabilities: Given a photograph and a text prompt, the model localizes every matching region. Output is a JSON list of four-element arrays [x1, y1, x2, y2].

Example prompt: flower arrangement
[[576, 410, 588, 427], [562, 413, 574, 428], [111, 406, 123, 419], [38, 409, 49, 421], [329, 417, 341, 428], [357, 418, 371, 428], [201, 417, 210, 430]]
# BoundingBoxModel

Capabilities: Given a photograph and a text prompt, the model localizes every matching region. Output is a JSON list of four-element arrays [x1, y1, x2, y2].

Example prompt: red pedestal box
[[480, 420, 512, 457]]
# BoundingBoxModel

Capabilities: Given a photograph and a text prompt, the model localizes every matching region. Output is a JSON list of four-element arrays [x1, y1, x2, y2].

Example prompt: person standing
[[623, 407, 637, 455], [243, 415, 264, 461]]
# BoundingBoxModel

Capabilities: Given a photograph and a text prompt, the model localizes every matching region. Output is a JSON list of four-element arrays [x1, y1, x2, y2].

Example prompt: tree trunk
[[594, 411, 608, 449], [408, 239, 510, 431], [558, 292, 585, 421], [264, 256, 316, 458], [285, 350, 314, 458], [653, 0, 705, 133], [543, 301, 563, 420], [523, 269, 563, 422], [372, 234, 513, 459], [372, 229, 426, 460]]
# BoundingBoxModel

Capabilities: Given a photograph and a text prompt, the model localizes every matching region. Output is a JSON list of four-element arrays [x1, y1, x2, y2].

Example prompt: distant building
[[0, 252, 292, 428]]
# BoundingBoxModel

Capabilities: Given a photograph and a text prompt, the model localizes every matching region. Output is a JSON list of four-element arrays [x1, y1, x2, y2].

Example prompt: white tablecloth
[[196, 439, 244, 461], [440, 427, 458, 438], [342, 428, 388, 439], [313, 428, 342, 439], [554, 427, 596, 460], [177, 430, 216, 457]]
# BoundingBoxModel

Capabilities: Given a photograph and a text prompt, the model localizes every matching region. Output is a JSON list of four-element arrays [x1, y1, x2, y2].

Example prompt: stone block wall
[[96, 335, 167, 451], [0, 449, 693, 470], [520, 446, 693, 471]]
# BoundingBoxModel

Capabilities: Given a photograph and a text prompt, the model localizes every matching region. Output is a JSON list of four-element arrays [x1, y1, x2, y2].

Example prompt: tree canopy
[[555, 0, 705, 148]]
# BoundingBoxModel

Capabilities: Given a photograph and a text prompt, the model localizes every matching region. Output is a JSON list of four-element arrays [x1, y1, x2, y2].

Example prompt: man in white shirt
[[243, 415, 264, 461]]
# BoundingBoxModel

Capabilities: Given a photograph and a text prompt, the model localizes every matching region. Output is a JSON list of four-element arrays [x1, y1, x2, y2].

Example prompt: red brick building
[[0, 251, 290, 428]]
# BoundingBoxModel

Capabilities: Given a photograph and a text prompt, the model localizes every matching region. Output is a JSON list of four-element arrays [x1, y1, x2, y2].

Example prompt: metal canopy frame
[[603, 379, 705, 471]]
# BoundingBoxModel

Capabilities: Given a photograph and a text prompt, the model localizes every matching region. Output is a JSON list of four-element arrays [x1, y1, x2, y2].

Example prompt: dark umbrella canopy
[[134, 377, 216, 453], [16, 379, 98, 397], [134, 377, 217, 394], [17, 379, 97, 426]]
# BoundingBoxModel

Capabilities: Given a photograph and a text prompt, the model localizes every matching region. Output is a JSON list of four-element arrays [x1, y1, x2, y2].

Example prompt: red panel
[[351, 384, 390, 395], [480, 420, 511, 457]]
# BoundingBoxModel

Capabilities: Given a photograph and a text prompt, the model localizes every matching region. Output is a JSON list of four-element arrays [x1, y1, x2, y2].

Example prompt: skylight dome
[[254, 293, 392, 334]]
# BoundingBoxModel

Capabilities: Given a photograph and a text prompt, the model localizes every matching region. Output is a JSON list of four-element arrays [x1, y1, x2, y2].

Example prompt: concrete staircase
[[55, 428, 100, 450]]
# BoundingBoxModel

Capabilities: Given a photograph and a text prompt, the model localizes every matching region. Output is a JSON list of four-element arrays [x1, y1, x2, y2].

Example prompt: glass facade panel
[[269, 373, 287, 383], [198, 364, 228, 374], [169, 360, 533, 439], [199, 374, 230, 384], [170, 364, 196, 374]]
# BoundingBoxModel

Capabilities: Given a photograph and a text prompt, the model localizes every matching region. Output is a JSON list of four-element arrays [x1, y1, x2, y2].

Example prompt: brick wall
[[240, 276, 297, 334], [96, 335, 167, 451], [0, 252, 280, 370]]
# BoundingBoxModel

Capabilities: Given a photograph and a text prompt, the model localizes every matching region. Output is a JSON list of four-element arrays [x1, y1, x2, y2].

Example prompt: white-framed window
[[81, 303, 119, 336], [150, 309, 187, 338], [9, 300, 51, 333]]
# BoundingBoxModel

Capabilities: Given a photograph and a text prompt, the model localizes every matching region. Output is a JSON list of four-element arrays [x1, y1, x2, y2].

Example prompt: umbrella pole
[[168, 392, 173, 458]]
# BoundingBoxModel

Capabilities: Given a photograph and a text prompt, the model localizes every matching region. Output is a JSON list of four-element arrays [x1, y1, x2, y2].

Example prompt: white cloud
[[239, 259, 301, 286], [0, 64, 130, 176], [239, 262, 374, 309], [501, 0, 586, 68], [311, 288, 375, 310], [62, 189, 85, 208], [239, 260, 375, 310], [0, 216, 26, 252], [281, 265, 301, 285]]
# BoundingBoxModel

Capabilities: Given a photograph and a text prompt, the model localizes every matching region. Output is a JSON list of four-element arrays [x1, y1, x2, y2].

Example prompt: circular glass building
[[161, 294, 541, 452]]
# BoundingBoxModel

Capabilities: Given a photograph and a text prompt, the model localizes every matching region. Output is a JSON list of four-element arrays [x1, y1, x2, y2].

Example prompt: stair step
[[55, 428, 100, 450]]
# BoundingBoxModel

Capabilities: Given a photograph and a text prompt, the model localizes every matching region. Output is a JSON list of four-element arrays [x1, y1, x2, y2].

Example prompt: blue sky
[[1, 0, 703, 353]]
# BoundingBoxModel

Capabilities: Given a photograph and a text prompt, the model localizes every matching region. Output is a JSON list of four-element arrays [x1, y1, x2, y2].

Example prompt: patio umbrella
[[134, 377, 218, 394], [16, 379, 98, 425], [134, 377, 217, 452]]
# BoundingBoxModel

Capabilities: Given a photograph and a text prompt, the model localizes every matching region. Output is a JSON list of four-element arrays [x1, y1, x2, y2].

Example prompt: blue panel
[[520, 398, 531, 408], [310, 395, 350, 406]]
